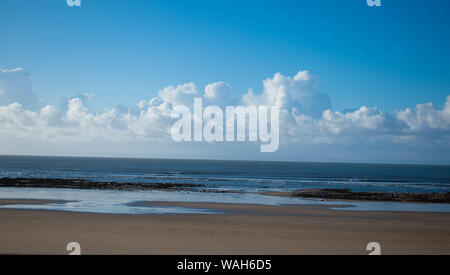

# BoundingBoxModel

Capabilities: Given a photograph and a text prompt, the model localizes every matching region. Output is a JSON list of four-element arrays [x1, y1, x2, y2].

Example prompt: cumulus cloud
[[204, 81, 236, 106], [396, 96, 450, 132], [0, 68, 449, 151], [158, 82, 198, 107], [242, 70, 331, 118], [0, 68, 41, 110]]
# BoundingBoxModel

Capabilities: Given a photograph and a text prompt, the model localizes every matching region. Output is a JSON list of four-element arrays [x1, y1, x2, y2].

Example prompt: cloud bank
[[0, 67, 449, 161]]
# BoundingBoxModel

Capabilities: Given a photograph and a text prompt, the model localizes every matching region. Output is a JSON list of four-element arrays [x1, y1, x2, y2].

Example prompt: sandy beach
[[1, 200, 449, 255]]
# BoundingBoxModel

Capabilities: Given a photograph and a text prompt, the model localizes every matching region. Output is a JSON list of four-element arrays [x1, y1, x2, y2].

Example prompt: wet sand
[[0, 199, 68, 206], [0, 200, 449, 255]]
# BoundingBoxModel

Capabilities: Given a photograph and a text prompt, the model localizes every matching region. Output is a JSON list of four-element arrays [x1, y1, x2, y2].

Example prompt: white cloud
[[0, 68, 449, 156], [396, 96, 450, 132], [0, 68, 41, 111], [242, 70, 331, 118], [158, 82, 198, 107], [204, 81, 235, 106]]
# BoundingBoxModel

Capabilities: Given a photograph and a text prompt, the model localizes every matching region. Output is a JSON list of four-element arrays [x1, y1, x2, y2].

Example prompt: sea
[[0, 155, 449, 214]]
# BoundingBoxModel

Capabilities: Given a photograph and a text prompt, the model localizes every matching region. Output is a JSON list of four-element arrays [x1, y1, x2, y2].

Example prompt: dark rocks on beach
[[292, 188, 450, 204], [0, 177, 204, 191], [2, 178, 449, 204]]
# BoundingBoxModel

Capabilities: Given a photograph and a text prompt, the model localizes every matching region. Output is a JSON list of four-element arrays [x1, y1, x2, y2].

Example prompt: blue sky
[[1, 0, 449, 112], [1, 0, 450, 163]]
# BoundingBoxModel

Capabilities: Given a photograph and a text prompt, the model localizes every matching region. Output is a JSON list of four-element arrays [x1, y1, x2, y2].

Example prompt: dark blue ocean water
[[0, 155, 449, 194]]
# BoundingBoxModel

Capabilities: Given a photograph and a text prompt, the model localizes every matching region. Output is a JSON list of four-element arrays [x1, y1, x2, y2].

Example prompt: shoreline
[[0, 177, 203, 191], [1, 177, 449, 204], [1, 201, 449, 255], [261, 189, 450, 204], [0, 199, 70, 206]]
